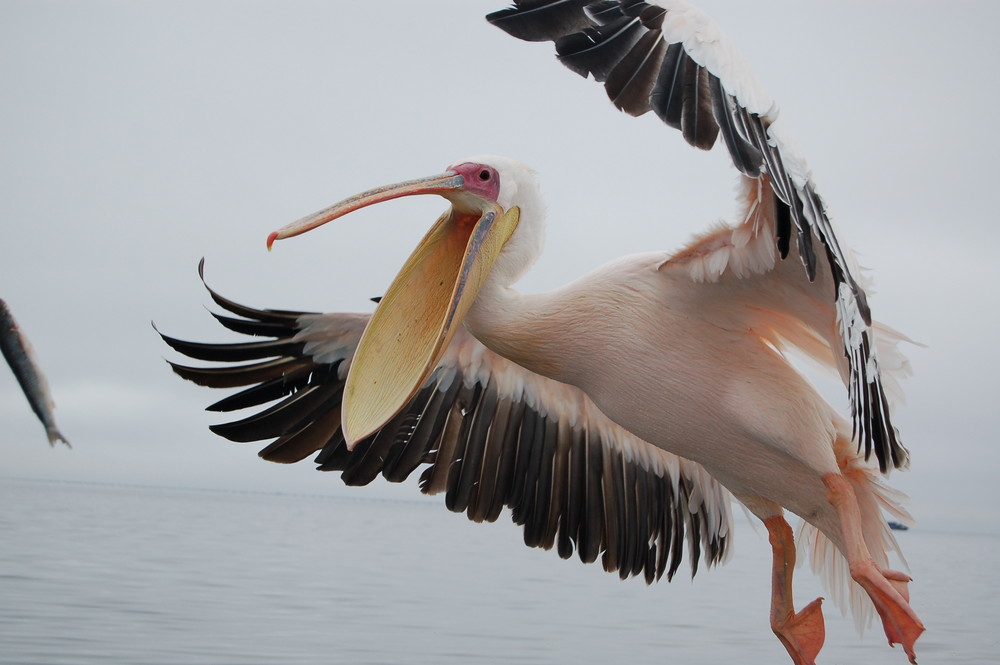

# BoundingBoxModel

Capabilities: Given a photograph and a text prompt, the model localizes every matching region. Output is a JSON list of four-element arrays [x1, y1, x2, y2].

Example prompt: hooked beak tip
[[263, 170, 479, 253]]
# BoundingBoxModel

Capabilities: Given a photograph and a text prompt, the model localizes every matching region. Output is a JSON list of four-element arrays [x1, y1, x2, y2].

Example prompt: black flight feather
[[650, 41, 687, 129], [258, 405, 343, 464], [555, 15, 646, 81], [605, 30, 666, 116], [486, 0, 594, 43], [709, 74, 762, 177], [680, 56, 718, 150]]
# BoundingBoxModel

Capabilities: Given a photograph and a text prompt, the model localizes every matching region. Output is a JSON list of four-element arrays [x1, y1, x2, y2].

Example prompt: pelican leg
[[823, 473, 925, 664], [764, 515, 826, 665]]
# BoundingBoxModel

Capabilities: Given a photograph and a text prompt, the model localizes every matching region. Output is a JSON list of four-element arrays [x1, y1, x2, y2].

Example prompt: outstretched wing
[[486, 0, 908, 473], [159, 262, 733, 583]]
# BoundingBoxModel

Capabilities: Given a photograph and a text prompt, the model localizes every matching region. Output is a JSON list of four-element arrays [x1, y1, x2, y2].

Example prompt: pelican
[[161, 1, 924, 663]]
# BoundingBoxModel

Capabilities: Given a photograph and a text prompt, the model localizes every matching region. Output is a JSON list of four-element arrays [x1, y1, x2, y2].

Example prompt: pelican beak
[[267, 170, 520, 447]]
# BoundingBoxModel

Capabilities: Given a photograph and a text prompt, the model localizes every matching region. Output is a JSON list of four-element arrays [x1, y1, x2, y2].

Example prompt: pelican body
[[162, 2, 924, 663]]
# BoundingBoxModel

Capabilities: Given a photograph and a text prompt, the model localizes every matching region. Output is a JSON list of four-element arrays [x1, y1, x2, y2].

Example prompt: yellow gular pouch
[[343, 205, 520, 446]]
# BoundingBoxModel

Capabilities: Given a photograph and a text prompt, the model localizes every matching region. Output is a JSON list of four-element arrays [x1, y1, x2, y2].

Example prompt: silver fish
[[1, 299, 69, 447]]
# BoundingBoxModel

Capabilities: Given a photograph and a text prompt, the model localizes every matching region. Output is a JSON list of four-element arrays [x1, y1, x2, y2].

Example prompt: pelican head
[[268, 155, 541, 445]]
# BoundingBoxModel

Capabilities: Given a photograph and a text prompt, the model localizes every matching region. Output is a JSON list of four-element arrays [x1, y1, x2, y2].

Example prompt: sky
[[1, 0, 998, 535]]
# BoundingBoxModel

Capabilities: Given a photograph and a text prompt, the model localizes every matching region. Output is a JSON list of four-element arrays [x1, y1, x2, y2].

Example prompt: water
[[0, 479, 994, 664]]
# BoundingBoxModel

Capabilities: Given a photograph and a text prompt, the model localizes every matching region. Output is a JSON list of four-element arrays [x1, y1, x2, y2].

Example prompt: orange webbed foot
[[773, 597, 826, 665], [853, 561, 925, 664]]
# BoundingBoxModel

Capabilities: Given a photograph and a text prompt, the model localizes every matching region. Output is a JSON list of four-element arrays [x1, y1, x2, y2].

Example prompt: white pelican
[[161, 1, 923, 663]]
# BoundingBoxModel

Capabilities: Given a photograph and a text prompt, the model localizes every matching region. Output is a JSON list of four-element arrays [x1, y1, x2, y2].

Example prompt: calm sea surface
[[0, 479, 994, 664]]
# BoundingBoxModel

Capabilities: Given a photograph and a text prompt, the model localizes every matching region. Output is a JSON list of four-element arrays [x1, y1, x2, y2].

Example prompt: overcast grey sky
[[2, 1, 998, 534]]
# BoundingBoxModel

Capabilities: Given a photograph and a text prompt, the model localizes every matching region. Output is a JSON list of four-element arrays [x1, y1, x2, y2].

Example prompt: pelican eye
[[478, 169, 491, 181]]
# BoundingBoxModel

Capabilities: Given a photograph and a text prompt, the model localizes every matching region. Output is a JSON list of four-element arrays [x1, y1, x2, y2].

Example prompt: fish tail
[[46, 425, 71, 448]]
